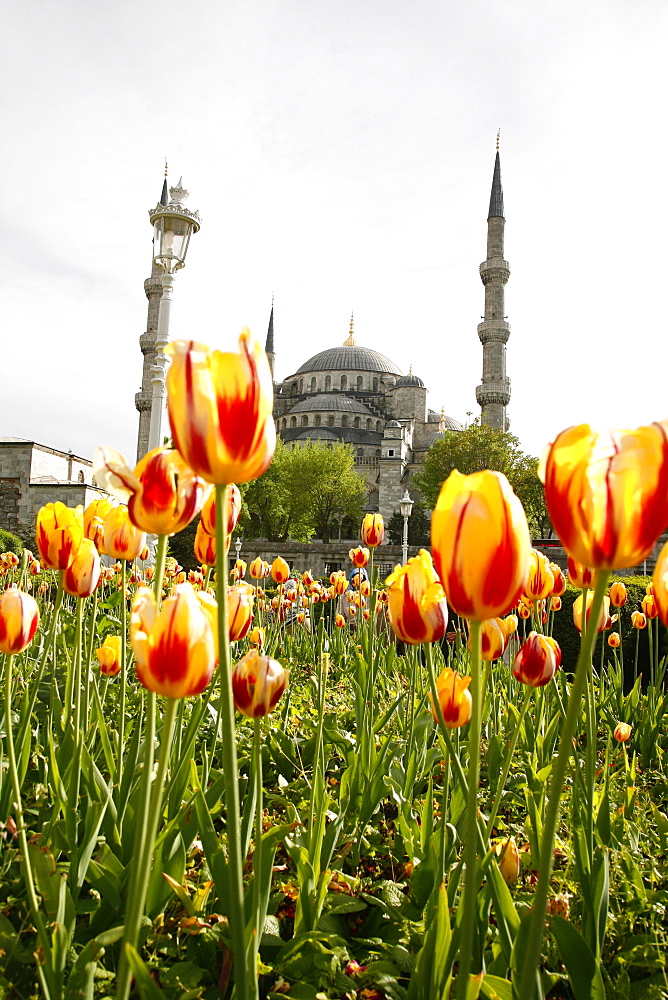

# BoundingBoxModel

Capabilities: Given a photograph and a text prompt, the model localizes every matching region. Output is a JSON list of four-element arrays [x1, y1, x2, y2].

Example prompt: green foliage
[[241, 439, 367, 543], [413, 420, 550, 537], [0, 526, 23, 555]]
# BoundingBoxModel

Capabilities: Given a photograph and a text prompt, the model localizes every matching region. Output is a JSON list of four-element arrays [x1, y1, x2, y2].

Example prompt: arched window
[[315, 415, 321, 427], [357, 448, 364, 458], [373, 377, 379, 391], [290, 417, 297, 427], [299, 379, 304, 393], [310, 377, 316, 392], [357, 375, 363, 390], [78, 470, 85, 483], [325, 375, 331, 390], [328, 416, 334, 427], [301, 415, 308, 426], [291, 382, 298, 395], [366, 418, 371, 430], [376, 421, 381, 432], [354, 417, 360, 428], [282, 418, 287, 429], [375, 449, 381, 458], [342, 416, 348, 428], [341, 375, 347, 390]]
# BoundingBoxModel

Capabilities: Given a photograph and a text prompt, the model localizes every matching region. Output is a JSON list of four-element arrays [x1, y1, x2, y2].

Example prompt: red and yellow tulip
[[430, 667, 472, 728], [36, 502, 84, 571], [360, 514, 385, 548], [96, 635, 122, 676], [231, 649, 289, 717], [0, 588, 39, 655], [385, 549, 448, 645], [513, 631, 562, 686], [63, 538, 101, 598]]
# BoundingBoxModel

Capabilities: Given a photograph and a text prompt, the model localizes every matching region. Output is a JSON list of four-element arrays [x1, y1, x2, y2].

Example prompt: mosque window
[[328, 416, 334, 426], [342, 416, 348, 427], [357, 375, 363, 390], [282, 418, 287, 429], [291, 382, 298, 395], [290, 417, 297, 427], [376, 421, 381, 432], [373, 377, 379, 391], [315, 415, 321, 427], [301, 415, 308, 426], [299, 379, 304, 393], [357, 449, 364, 458], [375, 449, 381, 458], [325, 375, 331, 390], [310, 377, 316, 392], [341, 375, 347, 390], [78, 470, 85, 483], [366, 418, 371, 430], [354, 417, 360, 429], [388, 449, 395, 457]]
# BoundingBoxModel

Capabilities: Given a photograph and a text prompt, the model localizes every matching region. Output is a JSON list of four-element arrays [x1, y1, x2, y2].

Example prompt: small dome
[[288, 394, 373, 415], [295, 428, 339, 441], [386, 419, 401, 428], [394, 373, 425, 388], [292, 345, 402, 376]]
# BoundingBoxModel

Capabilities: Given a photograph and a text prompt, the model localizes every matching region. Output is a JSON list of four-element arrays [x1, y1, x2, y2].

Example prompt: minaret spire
[[476, 141, 511, 431], [160, 160, 169, 207], [265, 296, 275, 379], [343, 312, 356, 346]]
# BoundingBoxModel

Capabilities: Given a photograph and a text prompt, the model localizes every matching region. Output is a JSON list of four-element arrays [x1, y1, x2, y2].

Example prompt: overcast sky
[[2, 0, 666, 466]]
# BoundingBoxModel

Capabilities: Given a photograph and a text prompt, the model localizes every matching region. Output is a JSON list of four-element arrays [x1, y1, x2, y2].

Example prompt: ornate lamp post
[[146, 177, 201, 453], [400, 490, 414, 565]]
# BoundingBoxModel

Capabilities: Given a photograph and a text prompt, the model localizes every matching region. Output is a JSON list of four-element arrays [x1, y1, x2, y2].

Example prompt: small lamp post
[[147, 177, 201, 453], [234, 537, 242, 562], [400, 490, 414, 565]]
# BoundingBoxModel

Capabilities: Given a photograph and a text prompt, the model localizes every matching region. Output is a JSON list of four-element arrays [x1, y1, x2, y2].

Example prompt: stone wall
[[237, 540, 415, 580]]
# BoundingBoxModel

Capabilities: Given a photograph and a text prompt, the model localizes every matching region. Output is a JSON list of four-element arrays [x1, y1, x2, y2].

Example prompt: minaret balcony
[[477, 321, 510, 344], [476, 379, 511, 408], [479, 258, 510, 285]]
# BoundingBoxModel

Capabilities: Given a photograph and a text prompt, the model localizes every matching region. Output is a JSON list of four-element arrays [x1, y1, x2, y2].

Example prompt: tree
[[413, 421, 551, 537], [387, 499, 431, 547], [241, 440, 368, 543]]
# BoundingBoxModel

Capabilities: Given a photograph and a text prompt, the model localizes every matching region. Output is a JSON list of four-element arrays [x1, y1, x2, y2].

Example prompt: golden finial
[[343, 311, 356, 347], [439, 407, 447, 432], [496, 130, 500, 151], [164, 159, 168, 177], [409, 364, 413, 375]]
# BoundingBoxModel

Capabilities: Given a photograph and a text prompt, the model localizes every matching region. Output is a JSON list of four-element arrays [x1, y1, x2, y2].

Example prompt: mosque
[[134, 147, 511, 528]]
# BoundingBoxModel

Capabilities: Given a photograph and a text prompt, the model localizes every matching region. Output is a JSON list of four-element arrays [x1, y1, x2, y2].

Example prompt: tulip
[[567, 556, 597, 590], [84, 496, 114, 553], [335, 614, 346, 628], [96, 635, 122, 676], [248, 626, 265, 647], [429, 667, 472, 728], [349, 546, 370, 568], [166, 332, 276, 485], [550, 596, 562, 612], [93, 446, 211, 536], [475, 617, 508, 661], [609, 582, 627, 608], [614, 722, 632, 742], [549, 564, 567, 597], [1, 552, 19, 568], [0, 588, 39, 655], [130, 584, 215, 698], [504, 613, 518, 634], [249, 557, 265, 579], [104, 506, 146, 562], [494, 837, 520, 886], [36, 502, 84, 571], [231, 649, 289, 717], [573, 593, 610, 634], [199, 483, 242, 538], [271, 557, 290, 584], [525, 549, 554, 601], [631, 611, 646, 629], [652, 540, 668, 626], [227, 585, 254, 641], [608, 632, 621, 648], [360, 513, 385, 548], [63, 539, 101, 598], [385, 549, 449, 645], [191, 522, 215, 566], [513, 631, 562, 687], [642, 594, 659, 620], [431, 470, 531, 621], [29, 559, 41, 576], [517, 602, 532, 620], [646, 582, 654, 596], [540, 421, 668, 569], [139, 545, 150, 562], [302, 571, 315, 587]]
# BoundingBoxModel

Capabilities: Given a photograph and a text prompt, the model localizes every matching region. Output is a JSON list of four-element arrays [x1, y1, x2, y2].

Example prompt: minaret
[[135, 167, 169, 461], [265, 297, 275, 380], [475, 136, 511, 431]]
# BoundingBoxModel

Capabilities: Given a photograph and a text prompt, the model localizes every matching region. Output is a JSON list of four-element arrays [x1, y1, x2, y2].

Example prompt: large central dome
[[293, 345, 402, 376]]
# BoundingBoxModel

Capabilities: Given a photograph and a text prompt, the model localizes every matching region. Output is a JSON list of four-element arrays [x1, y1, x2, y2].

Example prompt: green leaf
[[480, 975, 513, 1000], [547, 915, 606, 1000], [123, 944, 164, 1000]]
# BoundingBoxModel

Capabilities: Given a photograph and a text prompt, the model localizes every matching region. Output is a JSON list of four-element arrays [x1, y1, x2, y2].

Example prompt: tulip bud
[[550, 596, 562, 612], [271, 557, 290, 584], [194, 523, 216, 566], [631, 611, 647, 629], [573, 593, 610, 634], [607, 631, 621, 648], [513, 632, 562, 687], [96, 635, 122, 676], [248, 626, 265, 647], [200, 483, 242, 536], [609, 582, 627, 608], [494, 837, 520, 885], [63, 539, 101, 598], [642, 594, 658, 620], [227, 586, 254, 641], [335, 614, 346, 628], [360, 514, 385, 548], [430, 668, 472, 728], [36, 502, 84, 571], [104, 506, 146, 561], [349, 546, 370, 568], [567, 556, 598, 590], [475, 617, 509, 661], [550, 564, 567, 597], [231, 649, 289, 717], [0, 588, 39, 655], [525, 549, 555, 601], [614, 722, 632, 742]]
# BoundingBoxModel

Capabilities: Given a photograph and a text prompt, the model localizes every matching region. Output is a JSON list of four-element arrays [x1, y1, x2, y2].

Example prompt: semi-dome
[[386, 419, 401, 427], [293, 345, 402, 376], [288, 394, 373, 415], [394, 372, 425, 388]]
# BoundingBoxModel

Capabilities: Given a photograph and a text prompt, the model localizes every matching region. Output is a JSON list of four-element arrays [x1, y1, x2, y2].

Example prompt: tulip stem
[[515, 569, 611, 1000], [214, 484, 251, 1000], [3, 654, 55, 1000], [251, 716, 263, 984], [116, 695, 176, 1000], [118, 559, 128, 789], [456, 618, 482, 999]]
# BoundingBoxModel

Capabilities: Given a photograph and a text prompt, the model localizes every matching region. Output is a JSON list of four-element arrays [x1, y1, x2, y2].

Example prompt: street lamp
[[234, 537, 242, 562], [400, 490, 414, 565], [147, 177, 201, 453]]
